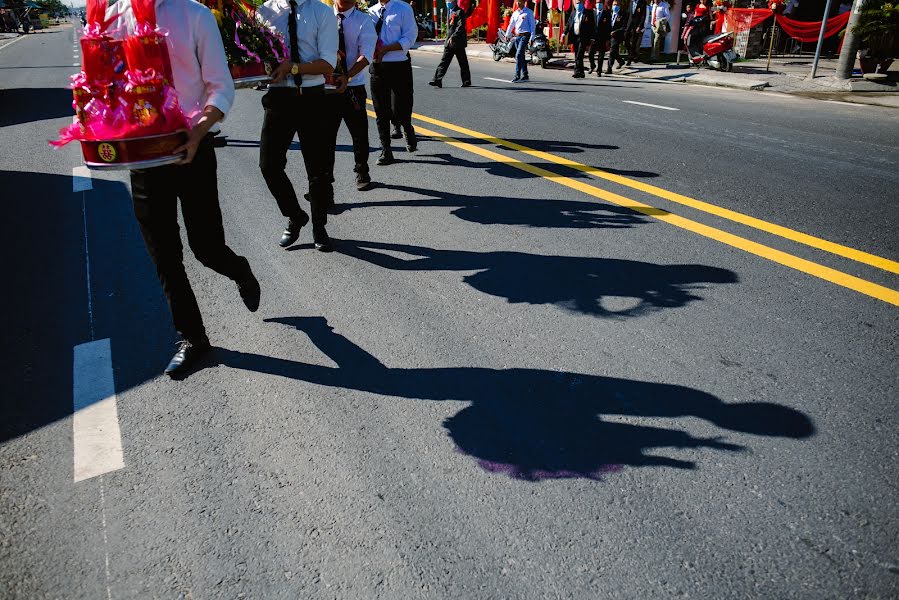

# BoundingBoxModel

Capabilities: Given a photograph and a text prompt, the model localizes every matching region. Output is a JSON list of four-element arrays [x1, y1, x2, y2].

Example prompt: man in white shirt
[[110, 0, 260, 377], [650, 0, 670, 60], [504, 0, 536, 82], [327, 0, 377, 195], [258, 0, 338, 251], [369, 0, 418, 165]]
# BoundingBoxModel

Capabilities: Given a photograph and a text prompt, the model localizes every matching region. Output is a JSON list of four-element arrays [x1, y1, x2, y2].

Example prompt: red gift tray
[[229, 62, 270, 88], [80, 130, 188, 170]]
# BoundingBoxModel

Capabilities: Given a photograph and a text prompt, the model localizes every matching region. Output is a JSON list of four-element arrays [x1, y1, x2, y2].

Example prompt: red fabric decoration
[[724, 8, 774, 32], [775, 10, 850, 42]]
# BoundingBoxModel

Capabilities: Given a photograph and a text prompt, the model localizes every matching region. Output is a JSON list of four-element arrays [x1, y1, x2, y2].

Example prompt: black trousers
[[259, 87, 333, 227], [573, 39, 587, 74], [589, 40, 606, 71], [608, 38, 623, 71], [625, 26, 642, 61], [130, 137, 251, 343], [433, 43, 471, 83], [326, 86, 370, 179], [370, 60, 414, 147]]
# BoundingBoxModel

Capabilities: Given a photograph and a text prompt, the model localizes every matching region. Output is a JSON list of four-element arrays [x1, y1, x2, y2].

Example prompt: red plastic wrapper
[[124, 31, 175, 85], [80, 37, 127, 85], [121, 69, 180, 136]]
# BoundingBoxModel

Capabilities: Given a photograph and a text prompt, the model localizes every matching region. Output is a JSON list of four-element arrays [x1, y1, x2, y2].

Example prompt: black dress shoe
[[587, 67, 594, 74], [461, 81, 472, 87], [164, 338, 211, 378], [279, 212, 309, 248], [428, 79, 442, 88], [236, 267, 260, 312], [377, 149, 394, 165], [313, 225, 333, 252], [390, 125, 402, 139], [356, 173, 373, 191], [404, 128, 417, 152]]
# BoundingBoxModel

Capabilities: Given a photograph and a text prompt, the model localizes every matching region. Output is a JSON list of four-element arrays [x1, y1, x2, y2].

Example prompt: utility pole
[[835, 0, 863, 78], [808, 0, 834, 79]]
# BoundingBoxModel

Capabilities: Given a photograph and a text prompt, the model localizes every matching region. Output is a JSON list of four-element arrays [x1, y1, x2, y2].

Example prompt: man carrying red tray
[[110, 0, 261, 378]]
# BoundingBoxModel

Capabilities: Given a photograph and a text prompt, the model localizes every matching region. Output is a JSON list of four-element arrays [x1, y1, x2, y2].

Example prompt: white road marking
[[484, 77, 512, 83], [72, 62, 80, 66], [73, 166, 93, 192], [73, 339, 125, 483], [824, 100, 860, 107], [0, 35, 27, 51], [411, 65, 423, 69], [622, 100, 680, 111]]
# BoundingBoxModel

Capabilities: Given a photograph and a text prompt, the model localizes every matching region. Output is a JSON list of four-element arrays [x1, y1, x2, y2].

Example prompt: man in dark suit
[[429, 0, 471, 87], [624, 0, 647, 65], [588, 1, 611, 75], [606, 0, 626, 74], [563, 0, 595, 78]]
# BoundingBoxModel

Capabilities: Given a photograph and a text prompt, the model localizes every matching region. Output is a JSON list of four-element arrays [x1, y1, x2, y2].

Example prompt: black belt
[[268, 84, 325, 96]]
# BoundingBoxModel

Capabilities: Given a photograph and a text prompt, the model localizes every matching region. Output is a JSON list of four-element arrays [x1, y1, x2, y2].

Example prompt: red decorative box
[[80, 130, 187, 170]]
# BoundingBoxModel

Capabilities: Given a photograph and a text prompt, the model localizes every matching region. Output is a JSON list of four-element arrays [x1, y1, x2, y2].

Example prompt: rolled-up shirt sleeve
[[397, 5, 416, 53], [316, 7, 338, 69], [358, 15, 377, 62], [195, 7, 235, 118]]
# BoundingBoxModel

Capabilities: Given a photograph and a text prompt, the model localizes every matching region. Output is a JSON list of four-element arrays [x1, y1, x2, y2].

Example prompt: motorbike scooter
[[683, 15, 738, 72], [491, 28, 517, 61], [528, 21, 552, 68]]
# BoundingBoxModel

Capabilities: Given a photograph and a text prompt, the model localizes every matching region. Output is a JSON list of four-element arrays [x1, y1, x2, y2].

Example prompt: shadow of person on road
[[0, 87, 77, 127], [412, 150, 660, 180], [338, 239, 738, 317], [338, 183, 653, 230], [209, 317, 814, 481]]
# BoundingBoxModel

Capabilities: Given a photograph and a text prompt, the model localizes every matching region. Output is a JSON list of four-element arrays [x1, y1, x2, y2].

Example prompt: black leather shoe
[[356, 173, 373, 191], [587, 67, 594, 74], [428, 79, 442, 88], [404, 128, 417, 152], [377, 149, 394, 165], [390, 125, 402, 139], [236, 269, 260, 312], [279, 212, 309, 248], [164, 338, 211, 378], [461, 81, 472, 87], [313, 225, 333, 252]]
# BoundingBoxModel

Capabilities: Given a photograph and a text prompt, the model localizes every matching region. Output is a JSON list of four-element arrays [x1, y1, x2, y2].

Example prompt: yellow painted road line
[[367, 109, 899, 307], [400, 105, 899, 276]]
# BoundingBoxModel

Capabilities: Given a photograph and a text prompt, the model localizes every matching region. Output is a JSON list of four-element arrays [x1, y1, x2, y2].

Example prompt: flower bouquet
[[201, 0, 287, 87], [52, 0, 190, 169]]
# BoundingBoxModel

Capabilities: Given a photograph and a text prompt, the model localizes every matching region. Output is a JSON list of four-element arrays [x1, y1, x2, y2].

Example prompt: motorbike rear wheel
[[493, 50, 502, 62]]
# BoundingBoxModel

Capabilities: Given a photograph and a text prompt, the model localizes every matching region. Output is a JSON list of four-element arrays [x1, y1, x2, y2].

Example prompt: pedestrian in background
[[650, 0, 670, 61], [624, 0, 646, 65], [505, 0, 536, 82], [429, 0, 471, 87], [258, 0, 338, 252], [588, 0, 611, 75], [369, 0, 418, 164], [607, 0, 626, 73], [563, 0, 594, 78], [111, 0, 260, 377], [327, 0, 378, 194]]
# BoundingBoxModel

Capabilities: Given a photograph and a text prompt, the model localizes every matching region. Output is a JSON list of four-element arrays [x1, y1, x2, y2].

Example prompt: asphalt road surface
[[1, 23, 897, 599]]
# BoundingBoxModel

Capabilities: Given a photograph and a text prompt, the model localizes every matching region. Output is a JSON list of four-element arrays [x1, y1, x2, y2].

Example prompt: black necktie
[[337, 13, 348, 75], [288, 0, 302, 87], [375, 8, 384, 37]]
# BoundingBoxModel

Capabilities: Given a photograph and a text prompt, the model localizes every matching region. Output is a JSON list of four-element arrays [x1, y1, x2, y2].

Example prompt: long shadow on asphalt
[[0, 87, 74, 127], [0, 170, 173, 445], [413, 150, 660, 180], [336, 239, 737, 317], [207, 316, 814, 481], [336, 183, 654, 229]]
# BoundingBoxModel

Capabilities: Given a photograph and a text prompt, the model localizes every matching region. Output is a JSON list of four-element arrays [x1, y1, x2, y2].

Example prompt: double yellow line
[[366, 103, 899, 307]]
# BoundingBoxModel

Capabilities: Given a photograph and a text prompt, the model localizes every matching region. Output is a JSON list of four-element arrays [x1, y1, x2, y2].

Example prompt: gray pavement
[[1, 23, 898, 599]]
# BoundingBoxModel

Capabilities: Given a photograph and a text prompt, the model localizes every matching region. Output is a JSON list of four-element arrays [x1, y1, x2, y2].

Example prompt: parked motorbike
[[683, 16, 738, 72], [491, 28, 517, 61], [528, 21, 552, 68]]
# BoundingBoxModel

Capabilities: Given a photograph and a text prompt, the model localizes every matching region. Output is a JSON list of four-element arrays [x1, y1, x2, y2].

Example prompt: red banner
[[721, 7, 850, 42]]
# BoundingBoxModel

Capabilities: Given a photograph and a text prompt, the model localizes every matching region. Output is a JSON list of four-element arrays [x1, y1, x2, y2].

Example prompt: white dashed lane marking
[[73, 166, 92, 192], [73, 339, 124, 483], [622, 100, 680, 111]]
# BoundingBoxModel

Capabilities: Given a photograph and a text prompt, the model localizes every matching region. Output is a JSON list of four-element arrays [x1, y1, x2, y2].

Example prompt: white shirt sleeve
[[397, 4, 417, 53], [358, 13, 377, 62], [194, 6, 235, 118], [316, 6, 339, 70]]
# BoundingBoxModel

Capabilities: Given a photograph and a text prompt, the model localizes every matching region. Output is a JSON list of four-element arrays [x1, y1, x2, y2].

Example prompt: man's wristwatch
[[290, 63, 300, 76]]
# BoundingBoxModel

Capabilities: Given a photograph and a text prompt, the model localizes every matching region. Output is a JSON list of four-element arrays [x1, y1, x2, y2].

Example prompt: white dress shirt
[[369, 0, 417, 63], [335, 6, 377, 86], [653, 1, 670, 23], [258, 0, 338, 87], [108, 0, 234, 127], [505, 6, 536, 37]]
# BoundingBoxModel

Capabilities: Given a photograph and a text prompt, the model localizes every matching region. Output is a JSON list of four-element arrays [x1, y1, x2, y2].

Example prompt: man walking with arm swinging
[[505, 0, 535, 83], [429, 0, 471, 88]]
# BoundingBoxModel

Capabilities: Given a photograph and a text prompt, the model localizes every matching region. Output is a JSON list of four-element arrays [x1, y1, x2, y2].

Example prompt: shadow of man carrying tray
[[211, 317, 814, 482]]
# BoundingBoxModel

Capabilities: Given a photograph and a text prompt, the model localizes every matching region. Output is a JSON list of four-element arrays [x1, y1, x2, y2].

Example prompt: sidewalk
[[412, 41, 899, 108]]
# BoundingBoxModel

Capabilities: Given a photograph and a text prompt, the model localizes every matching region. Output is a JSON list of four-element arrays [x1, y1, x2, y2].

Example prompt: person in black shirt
[[429, 0, 471, 87]]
